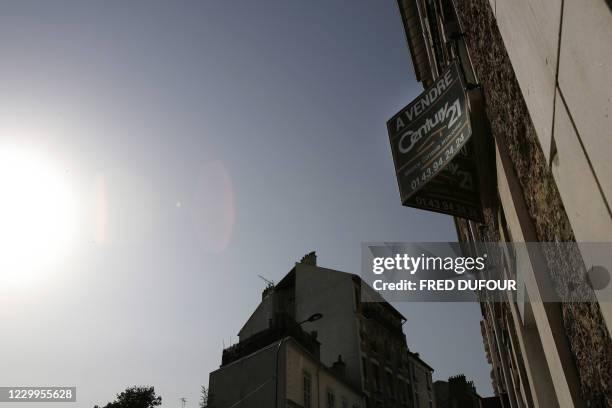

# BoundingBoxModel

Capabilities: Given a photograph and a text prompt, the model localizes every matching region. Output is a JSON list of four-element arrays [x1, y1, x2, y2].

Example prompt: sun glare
[[0, 145, 77, 289]]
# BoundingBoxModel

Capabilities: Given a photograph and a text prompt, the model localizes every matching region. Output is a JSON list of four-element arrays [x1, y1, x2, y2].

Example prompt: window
[[373, 365, 380, 391], [303, 371, 312, 408], [327, 389, 336, 408], [341, 396, 348, 408], [362, 357, 368, 380], [387, 372, 394, 395]]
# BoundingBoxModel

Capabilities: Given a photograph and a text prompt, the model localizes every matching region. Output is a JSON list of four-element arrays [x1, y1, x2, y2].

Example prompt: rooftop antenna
[[257, 274, 274, 288]]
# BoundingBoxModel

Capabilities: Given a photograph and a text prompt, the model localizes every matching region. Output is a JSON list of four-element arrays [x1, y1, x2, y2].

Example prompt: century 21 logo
[[398, 98, 462, 155]]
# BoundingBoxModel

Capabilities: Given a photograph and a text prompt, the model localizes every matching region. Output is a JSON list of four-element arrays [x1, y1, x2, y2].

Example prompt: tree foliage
[[94, 386, 162, 408], [199, 385, 209, 408]]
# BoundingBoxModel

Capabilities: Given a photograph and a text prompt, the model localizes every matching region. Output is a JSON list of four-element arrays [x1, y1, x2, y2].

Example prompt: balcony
[[362, 304, 405, 340], [221, 313, 320, 366]]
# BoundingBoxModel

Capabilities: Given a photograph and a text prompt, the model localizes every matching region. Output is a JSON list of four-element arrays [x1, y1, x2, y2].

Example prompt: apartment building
[[392, 0, 611, 406], [209, 253, 435, 407], [209, 332, 363, 408]]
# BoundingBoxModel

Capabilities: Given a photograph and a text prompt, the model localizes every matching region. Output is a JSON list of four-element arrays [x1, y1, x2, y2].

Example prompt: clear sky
[[0, 1, 491, 407]]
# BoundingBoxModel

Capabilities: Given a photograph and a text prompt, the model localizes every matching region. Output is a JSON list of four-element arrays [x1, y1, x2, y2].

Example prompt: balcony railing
[[221, 313, 319, 366]]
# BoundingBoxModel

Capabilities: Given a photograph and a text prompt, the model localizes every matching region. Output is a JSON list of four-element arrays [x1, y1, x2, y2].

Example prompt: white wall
[[285, 340, 363, 408], [294, 263, 363, 390], [492, 0, 612, 336]]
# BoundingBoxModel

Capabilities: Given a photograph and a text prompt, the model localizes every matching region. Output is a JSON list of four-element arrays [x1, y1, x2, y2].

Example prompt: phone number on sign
[[406, 132, 468, 194]]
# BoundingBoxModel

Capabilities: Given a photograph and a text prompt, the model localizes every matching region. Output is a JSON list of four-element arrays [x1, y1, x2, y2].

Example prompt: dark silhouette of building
[[208, 254, 436, 407], [434, 375, 503, 408]]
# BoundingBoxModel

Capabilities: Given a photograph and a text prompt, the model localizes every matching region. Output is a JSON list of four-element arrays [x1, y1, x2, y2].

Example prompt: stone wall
[[454, 0, 611, 405]]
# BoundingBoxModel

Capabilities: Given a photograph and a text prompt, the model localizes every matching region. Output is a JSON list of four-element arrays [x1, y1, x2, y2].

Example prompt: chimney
[[331, 355, 346, 379], [262, 285, 274, 300], [300, 251, 317, 266]]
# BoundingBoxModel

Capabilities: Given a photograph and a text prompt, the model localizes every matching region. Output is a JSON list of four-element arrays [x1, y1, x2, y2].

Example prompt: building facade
[[209, 335, 363, 408], [209, 253, 436, 408], [395, 0, 611, 407], [406, 353, 435, 408], [434, 374, 502, 408]]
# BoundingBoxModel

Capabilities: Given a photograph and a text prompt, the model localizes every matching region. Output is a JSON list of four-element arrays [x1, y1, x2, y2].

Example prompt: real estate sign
[[387, 61, 483, 221]]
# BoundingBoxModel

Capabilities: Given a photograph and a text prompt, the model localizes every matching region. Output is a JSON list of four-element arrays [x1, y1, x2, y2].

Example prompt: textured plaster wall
[[454, 0, 611, 404]]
